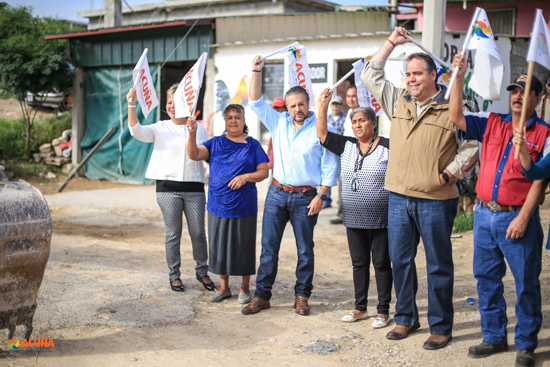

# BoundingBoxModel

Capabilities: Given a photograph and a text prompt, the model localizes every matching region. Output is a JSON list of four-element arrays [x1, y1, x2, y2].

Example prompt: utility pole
[[422, 0, 447, 58]]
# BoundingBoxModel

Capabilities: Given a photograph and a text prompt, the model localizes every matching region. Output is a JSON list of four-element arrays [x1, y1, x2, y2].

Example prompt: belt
[[272, 179, 315, 193], [480, 201, 522, 213]]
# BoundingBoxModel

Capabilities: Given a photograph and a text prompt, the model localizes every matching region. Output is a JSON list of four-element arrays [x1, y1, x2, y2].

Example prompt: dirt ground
[[2, 176, 550, 367]]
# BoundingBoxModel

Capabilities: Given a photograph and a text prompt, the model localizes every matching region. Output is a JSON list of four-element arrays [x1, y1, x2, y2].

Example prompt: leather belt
[[480, 201, 522, 213], [272, 179, 315, 193]]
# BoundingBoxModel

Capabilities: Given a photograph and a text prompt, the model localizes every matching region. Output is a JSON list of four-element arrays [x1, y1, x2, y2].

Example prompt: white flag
[[435, 61, 453, 88], [285, 44, 314, 103], [174, 52, 208, 118], [352, 57, 383, 116], [465, 8, 503, 100], [527, 9, 550, 70], [132, 48, 159, 118]]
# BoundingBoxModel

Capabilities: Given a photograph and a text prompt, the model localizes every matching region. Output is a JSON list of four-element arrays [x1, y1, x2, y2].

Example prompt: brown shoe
[[386, 322, 421, 340], [423, 334, 453, 350], [241, 297, 270, 315], [294, 296, 310, 316]]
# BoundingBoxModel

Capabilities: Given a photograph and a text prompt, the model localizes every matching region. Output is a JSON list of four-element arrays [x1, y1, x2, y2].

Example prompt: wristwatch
[[317, 193, 327, 201], [440, 171, 450, 183]]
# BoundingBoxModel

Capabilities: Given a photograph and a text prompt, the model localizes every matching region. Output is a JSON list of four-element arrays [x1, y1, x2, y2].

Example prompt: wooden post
[[514, 62, 535, 159]]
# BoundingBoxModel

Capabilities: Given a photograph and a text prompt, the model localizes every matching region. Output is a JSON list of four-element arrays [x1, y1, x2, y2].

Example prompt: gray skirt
[[208, 212, 257, 276]]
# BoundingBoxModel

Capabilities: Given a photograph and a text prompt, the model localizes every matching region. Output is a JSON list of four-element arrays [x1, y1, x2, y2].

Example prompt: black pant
[[346, 227, 392, 314]]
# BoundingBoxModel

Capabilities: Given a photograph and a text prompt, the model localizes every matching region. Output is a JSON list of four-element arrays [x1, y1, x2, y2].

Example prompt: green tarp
[[81, 65, 159, 184]]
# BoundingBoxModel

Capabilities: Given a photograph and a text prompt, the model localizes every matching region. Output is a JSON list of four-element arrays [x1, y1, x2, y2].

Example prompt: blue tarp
[[81, 65, 159, 184]]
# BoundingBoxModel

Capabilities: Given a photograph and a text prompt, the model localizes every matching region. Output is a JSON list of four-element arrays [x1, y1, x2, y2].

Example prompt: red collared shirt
[[462, 112, 550, 206]]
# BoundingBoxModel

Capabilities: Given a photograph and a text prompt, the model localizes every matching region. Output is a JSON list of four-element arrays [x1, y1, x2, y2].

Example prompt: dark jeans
[[388, 192, 457, 335], [473, 204, 543, 350], [254, 184, 318, 300], [346, 227, 392, 314]]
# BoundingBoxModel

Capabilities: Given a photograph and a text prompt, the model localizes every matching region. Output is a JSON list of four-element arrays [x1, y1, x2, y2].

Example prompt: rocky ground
[[1, 179, 550, 367]]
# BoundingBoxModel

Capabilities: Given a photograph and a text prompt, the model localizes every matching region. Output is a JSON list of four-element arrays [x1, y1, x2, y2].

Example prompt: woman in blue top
[[187, 104, 269, 303]]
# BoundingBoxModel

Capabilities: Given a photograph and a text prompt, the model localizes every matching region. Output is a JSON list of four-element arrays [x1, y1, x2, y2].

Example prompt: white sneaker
[[238, 292, 252, 304], [371, 314, 391, 328], [341, 310, 369, 322]]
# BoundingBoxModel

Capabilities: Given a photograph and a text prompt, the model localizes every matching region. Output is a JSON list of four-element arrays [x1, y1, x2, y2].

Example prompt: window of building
[[262, 62, 285, 105], [259, 62, 284, 142], [486, 7, 516, 36]]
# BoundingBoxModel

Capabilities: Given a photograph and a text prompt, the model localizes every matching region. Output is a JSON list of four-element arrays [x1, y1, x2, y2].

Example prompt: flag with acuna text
[[132, 48, 159, 119], [352, 56, 383, 116], [464, 8, 503, 100], [284, 44, 314, 104], [527, 9, 550, 71], [174, 52, 208, 118]]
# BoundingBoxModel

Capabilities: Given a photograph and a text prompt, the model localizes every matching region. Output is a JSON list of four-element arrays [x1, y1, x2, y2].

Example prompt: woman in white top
[[126, 84, 215, 293]]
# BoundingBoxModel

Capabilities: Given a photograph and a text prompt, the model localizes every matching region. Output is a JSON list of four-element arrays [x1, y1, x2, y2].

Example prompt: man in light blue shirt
[[242, 55, 339, 316]]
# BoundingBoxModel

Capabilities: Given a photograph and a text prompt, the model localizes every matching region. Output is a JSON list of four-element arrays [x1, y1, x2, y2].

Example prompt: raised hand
[[252, 55, 265, 71], [187, 116, 197, 133]]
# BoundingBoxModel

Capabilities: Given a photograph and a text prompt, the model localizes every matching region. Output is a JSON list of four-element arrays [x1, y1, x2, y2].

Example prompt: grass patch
[[6, 159, 62, 180], [453, 212, 474, 233], [0, 112, 72, 158]]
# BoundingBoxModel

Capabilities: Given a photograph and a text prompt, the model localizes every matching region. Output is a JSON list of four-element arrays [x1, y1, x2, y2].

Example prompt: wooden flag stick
[[514, 61, 535, 159]]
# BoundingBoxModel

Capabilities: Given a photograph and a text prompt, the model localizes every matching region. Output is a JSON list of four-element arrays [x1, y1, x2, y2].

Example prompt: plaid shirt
[[327, 112, 346, 135]]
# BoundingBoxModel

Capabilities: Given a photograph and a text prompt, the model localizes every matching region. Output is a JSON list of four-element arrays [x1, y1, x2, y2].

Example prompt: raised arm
[[186, 116, 210, 161], [361, 28, 409, 119], [372, 26, 410, 61], [250, 55, 265, 102], [449, 49, 467, 131], [316, 88, 333, 144], [126, 88, 139, 127], [513, 127, 533, 171]]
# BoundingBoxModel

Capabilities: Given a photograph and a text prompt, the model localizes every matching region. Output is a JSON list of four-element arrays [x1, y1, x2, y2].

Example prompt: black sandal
[[196, 274, 215, 291], [170, 279, 185, 292]]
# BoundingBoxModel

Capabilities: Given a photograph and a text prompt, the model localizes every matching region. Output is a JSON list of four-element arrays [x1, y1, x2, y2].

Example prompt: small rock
[[130, 357, 137, 361], [46, 172, 56, 179]]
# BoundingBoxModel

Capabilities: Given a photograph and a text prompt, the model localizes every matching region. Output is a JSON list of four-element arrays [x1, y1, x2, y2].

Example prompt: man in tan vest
[[361, 27, 478, 350]]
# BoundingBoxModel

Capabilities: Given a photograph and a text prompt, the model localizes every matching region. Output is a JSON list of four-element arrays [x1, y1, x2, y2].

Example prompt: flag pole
[[260, 42, 300, 61], [329, 69, 354, 94], [397, 29, 450, 68], [514, 61, 535, 159], [444, 7, 482, 100]]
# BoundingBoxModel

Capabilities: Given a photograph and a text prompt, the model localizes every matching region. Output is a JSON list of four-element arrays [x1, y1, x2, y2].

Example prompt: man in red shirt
[[449, 51, 549, 367]]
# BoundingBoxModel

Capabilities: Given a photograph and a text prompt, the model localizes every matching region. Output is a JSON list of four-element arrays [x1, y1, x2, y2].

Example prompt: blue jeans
[[254, 184, 318, 300], [473, 204, 543, 350], [388, 192, 457, 335]]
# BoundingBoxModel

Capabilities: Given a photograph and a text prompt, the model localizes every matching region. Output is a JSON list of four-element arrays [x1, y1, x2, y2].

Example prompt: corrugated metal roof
[[45, 19, 213, 40], [216, 12, 389, 45], [69, 24, 213, 67]]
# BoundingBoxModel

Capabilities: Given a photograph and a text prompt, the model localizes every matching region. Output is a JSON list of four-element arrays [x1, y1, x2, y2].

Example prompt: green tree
[[0, 3, 72, 157]]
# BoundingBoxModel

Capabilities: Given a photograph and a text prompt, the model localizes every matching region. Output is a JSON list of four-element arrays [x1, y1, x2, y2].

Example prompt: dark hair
[[346, 85, 357, 93], [284, 86, 309, 105], [407, 52, 437, 75], [350, 107, 376, 126], [223, 104, 248, 134]]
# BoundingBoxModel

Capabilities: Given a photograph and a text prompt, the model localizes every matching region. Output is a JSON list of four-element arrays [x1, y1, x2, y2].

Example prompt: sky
[[7, 0, 392, 23]]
